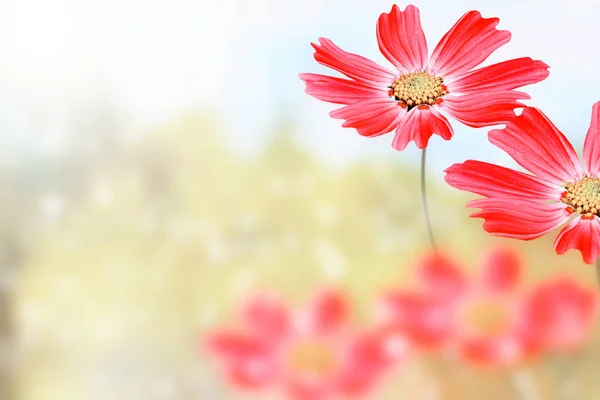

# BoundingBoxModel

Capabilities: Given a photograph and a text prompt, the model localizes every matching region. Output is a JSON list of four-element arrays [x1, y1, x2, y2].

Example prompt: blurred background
[[1, 0, 600, 398]]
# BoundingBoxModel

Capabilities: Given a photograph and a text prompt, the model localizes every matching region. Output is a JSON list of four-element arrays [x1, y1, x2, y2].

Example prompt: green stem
[[421, 148, 437, 254]]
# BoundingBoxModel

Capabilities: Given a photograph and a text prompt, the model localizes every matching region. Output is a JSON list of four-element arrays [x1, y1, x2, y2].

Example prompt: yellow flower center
[[562, 176, 600, 218], [458, 299, 510, 336], [286, 339, 338, 376], [390, 72, 447, 110]]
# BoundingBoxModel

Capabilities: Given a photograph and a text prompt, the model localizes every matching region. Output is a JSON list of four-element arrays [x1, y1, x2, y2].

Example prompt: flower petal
[[376, 4, 428, 74], [338, 328, 404, 396], [306, 288, 349, 335], [311, 38, 397, 86], [414, 252, 467, 301], [226, 360, 277, 389], [479, 247, 523, 292], [488, 107, 583, 185], [448, 58, 550, 93], [329, 99, 405, 137], [455, 295, 542, 367], [457, 333, 540, 367], [378, 291, 453, 349], [299, 73, 387, 105], [285, 376, 332, 400], [207, 331, 273, 363], [525, 278, 598, 351], [554, 216, 600, 264], [583, 102, 600, 176], [207, 331, 278, 388], [439, 90, 529, 128], [428, 11, 511, 78], [241, 293, 291, 341], [391, 105, 453, 150], [467, 198, 571, 240], [444, 160, 563, 201]]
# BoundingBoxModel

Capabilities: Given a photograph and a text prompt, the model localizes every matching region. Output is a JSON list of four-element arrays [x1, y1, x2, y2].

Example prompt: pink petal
[[479, 247, 523, 292], [391, 105, 453, 150], [439, 90, 529, 128], [352, 326, 407, 368], [207, 331, 278, 388], [285, 377, 332, 400], [489, 107, 583, 185], [449, 58, 550, 93], [378, 291, 454, 349], [554, 216, 600, 264], [299, 73, 387, 105], [227, 358, 278, 389], [337, 329, 400, 396], [455, 294, 542, 367], [444, 160, 563, 201], [583, 102, 600, 176], [376, 4, 428, 73], [428, 11, 511, 78], [241, 293, 291, 341], [311, 38, 397, 86], [468, 198, 571, 240], [414, 252, 467, 301], [525, 278, 598, 351], [307, 288, 349, 335], [207, 331, 274, 363], [329, 99, 406, 137], [458, 333, 540, 367]]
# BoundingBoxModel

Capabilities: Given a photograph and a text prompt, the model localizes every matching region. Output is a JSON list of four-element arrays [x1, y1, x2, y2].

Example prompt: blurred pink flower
[[525, 277, 599, 352], [300, 4, 549, 150], [205, 288, 405, 399], [378, 248, 541, 367]]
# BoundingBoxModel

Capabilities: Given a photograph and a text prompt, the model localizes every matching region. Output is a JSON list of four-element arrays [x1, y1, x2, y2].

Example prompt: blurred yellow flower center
[[286, 340, 338, 376], [459, 299, 510, 336], [562, 177, 600, 218], [391, 72, 447, 110]]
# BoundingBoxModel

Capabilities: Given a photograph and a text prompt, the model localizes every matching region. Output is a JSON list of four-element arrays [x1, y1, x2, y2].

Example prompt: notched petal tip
[[464, 10, 505, 31], [385, 3, 418, 15], [583, 101, 600, 176], [311, 37, 333, 54], [554, 217, 600, 264], [538, 59, 551, 71], [429, 10, 511, 78], [443, 162, 464, 175], [309, 36, 396, 85], [377, 3, 427, 74]]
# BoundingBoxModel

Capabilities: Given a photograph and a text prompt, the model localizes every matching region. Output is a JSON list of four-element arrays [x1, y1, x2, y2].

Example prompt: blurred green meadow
[[3, 112, 597, 399]]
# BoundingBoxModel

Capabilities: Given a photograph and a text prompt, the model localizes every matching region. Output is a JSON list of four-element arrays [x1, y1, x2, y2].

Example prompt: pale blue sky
[[0, 0, 599, 175]]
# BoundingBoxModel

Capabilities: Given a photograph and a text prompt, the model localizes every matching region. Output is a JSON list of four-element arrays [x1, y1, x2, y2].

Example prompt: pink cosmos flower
[[378, 248, 541, 367], [205, 289, 405, 399], [525, 277, 599, 352], [300, 4, 549, 150], [445, 102, 600, 264]]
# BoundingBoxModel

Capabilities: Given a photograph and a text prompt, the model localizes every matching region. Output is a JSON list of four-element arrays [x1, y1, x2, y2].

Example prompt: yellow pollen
[[562, 177, 600, 218], [390, 72, 447, 110], [286, 340, 338, 376], [458, 299, 510, 336]]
